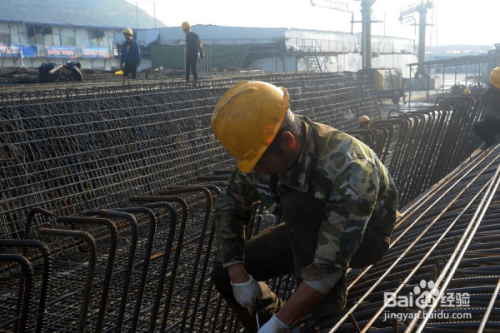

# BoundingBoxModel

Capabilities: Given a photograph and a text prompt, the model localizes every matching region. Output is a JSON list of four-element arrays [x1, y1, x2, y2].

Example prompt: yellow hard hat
[[181, 21, 191, 30], [211, 81, 290, 173], [358, 115, 371, 124], [490, 67, 500, 89], [463, 88, 470, 94], [123, 28, 133, 35]]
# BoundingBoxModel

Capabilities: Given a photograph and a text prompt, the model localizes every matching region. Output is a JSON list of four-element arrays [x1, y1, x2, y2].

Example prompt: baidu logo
[[382, 279, 471, 322], [413, 279, 440, 309], [384, 279, 469, 310]]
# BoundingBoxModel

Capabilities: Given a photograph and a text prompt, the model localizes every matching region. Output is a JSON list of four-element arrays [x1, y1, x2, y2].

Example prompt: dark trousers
[[473, 119, 500, 146], [185, 54, 198, 83], [211, 189, 389, 330], [123, 62, 137, 78]]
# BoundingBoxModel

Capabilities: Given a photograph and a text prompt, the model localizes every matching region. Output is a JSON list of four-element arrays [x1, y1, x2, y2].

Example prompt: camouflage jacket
[[215, 116, 398, 281]]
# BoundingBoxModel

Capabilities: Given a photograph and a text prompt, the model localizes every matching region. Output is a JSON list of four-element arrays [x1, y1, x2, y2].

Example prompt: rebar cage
[[0, 72, 491, 333]]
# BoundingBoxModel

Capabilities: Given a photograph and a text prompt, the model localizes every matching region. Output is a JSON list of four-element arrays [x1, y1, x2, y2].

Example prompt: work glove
[[230, 275, 262, 313], [258, 314, 291, 333]]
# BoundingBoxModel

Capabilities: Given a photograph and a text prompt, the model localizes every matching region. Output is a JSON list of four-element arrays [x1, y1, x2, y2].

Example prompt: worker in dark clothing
[[182, 21, 203, 86], [120, 28, 141, 79], [473, 67, 500, 149]]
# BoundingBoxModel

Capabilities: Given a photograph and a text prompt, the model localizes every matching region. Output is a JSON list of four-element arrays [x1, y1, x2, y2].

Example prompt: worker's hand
[[258, 314, 291, 333], [230, 275, 262, 313], [120, 63, 124, 69]]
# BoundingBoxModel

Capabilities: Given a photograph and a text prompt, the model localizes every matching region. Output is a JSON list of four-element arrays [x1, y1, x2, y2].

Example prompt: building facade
[[151, 25, 417, 76], [0, 22, 119, 70], [0, 0, 164, 71]]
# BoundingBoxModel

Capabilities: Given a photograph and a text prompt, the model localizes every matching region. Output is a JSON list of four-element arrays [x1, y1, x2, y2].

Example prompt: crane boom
[[399, 1, 433, 76], [399, 1, 433, 22], [310, 0, 350, 13]]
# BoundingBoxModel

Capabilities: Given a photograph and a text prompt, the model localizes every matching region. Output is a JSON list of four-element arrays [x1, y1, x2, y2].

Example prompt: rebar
[[38, 228, 97, 333], [0, 254, 34, 333], [0, 240, 51, 333], [56, 217, 118, 333], [82, 210, 138, 332], [158, 187, 213, 333], [111, 207, 157, 332], [0, 74, 492, 333], [129, 196, 189, 332], [139, 202, 177, 333]]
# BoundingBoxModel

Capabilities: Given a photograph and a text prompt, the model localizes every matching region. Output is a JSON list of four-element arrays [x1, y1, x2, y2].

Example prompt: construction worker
[[473, 67, 500, 149], [358, 115, 371, 129], [120, 28, 141, 79], [181, 21, 203, 86], [211, 81, 398, 333]]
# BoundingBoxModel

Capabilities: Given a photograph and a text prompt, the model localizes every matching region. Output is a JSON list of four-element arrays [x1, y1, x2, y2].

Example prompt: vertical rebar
[[82, 210, 138, 332], [0, 255, 34, 333], [57, 217, 119, 333], [38, 228, 97, 333]]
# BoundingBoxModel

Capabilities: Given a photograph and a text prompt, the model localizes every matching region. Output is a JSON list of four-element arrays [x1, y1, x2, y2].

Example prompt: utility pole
[[399, 1, 433, 77], [312, 0, 379, 69], [358, 0, 376, 69], [417, 4, 427, 75], [134, 2, 159, 30]]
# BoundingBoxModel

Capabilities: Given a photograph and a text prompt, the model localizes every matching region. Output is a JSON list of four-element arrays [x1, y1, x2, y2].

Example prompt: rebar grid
[[0, 72, 382, 247], [315, 144, 500, 333], [347, 96, 483, 207], [0, 74, 490, 333]]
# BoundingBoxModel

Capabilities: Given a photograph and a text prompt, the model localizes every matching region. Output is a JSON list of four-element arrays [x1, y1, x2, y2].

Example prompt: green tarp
[[151, 44, 251, 69]]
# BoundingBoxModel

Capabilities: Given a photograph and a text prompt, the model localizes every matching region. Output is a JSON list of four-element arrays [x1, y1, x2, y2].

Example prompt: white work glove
[[258, 314, 291, 333], [230, 275, 262, 313]]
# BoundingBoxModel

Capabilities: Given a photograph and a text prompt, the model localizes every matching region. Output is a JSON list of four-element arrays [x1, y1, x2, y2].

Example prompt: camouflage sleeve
[[215, 170, 260, 267], [299, 159, 378, 283]]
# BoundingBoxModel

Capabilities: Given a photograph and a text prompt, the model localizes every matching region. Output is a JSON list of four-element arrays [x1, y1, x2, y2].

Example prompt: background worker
[[358, 115, 372, 129], [120, 28, 141, 79], [473, 66, 500, 149], [182, 21, 204, 86], [211, 81, 398, 333]]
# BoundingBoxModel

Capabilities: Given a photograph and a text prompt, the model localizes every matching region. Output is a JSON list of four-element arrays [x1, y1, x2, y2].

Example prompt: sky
[[126, 0, 498, 47]]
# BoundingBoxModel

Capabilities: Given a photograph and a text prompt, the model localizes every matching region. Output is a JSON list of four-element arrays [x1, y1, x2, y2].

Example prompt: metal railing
[[289, 39, 356, 54], [372, 42, 414, 54]]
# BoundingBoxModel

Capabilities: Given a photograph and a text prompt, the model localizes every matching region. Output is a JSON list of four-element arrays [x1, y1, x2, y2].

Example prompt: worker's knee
[[350, 225, 389, 269]]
